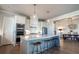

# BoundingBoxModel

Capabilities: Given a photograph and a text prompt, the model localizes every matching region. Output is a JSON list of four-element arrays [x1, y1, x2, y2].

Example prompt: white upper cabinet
[[15, 15, 26, 24]]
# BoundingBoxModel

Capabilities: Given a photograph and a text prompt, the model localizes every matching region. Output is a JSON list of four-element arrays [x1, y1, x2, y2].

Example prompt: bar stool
[[50, 37, 54, 48], [53, 37, 59, 47], [44, 39, 50, 50], [71, 35, 75, 40], [74, 35, 77, 40], [76, 35, 79, 41], [32, 42, 41, 54]]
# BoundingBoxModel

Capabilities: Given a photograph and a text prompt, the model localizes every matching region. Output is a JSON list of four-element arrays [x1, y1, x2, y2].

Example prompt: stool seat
[[44, 40, 50, 42], [32, 42, 41, 54], [44, 39, 51, 51], [33, 42, 41, 45]]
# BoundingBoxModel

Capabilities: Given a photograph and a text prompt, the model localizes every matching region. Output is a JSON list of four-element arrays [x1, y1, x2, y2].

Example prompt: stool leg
[[32, 45, 38, 54], [37, 45, 41, 54], [47, 42, 48, 50], [32, 45, 34, 54], [35, 46, 37, 53], [44, 42, 46, 50], [40, 44, 42, 53], [33, 45, 39, 54]]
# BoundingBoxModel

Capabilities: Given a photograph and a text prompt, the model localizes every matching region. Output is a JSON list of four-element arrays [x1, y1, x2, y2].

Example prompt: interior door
[[1, 16, 15, 45]]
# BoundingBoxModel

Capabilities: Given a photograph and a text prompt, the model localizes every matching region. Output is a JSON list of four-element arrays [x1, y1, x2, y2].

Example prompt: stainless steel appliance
[[16, 23, 25, 44]]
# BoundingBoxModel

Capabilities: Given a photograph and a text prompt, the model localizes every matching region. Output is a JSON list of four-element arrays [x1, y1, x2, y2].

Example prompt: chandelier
[[68, 18, 77, 30]]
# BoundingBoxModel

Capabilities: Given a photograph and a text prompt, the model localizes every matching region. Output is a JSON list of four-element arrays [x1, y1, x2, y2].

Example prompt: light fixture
[[68, 18, 77, 30], [33, 4, 37, 18], [47, 19, 50, 22], [25, 30, 30, 35], [34, 4, 36, 14], [30, 4, 39, 34], [58, 27, 63, 32], [58, 28, 63, 32]]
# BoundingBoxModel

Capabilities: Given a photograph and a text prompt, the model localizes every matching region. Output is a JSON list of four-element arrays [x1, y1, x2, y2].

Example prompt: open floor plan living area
[[0, 4, 79, 54]]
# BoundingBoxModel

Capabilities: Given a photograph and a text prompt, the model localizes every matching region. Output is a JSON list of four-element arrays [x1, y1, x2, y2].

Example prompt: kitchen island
[[21, 35, 60, 54]]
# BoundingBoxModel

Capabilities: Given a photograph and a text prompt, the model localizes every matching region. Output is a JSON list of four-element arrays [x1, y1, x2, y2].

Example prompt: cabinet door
[[16, 15, 26, 24], [1, 16, 15, 45]]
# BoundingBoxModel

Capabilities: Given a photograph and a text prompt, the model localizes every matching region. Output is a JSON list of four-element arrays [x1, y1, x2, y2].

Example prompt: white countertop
[[21, 35, 58, 41]]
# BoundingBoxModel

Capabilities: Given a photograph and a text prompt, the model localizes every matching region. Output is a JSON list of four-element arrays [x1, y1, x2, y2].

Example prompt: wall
[[0, 14, 3, 36], [55, 18, 79, 35], [50, 10, 79, 35]]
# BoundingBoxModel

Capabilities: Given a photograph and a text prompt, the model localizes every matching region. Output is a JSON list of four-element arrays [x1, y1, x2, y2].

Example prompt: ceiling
[[0, 4, 79, 19]]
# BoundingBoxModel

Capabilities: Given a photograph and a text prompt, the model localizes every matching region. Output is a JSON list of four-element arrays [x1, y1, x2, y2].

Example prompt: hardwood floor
[[42, 39, 79, 54], [0, 44, 21, 54], [0, 39, 79, 54]]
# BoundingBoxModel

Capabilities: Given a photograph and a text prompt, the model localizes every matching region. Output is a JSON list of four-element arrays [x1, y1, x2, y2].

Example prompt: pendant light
[[30, 4, 39, 34]]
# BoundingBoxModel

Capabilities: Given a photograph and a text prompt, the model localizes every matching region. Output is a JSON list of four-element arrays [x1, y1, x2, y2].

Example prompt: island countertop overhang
[[21, 35, 59, 41]]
